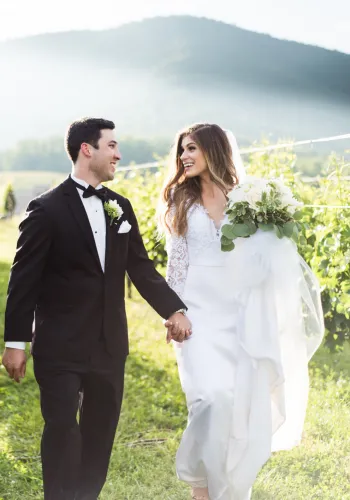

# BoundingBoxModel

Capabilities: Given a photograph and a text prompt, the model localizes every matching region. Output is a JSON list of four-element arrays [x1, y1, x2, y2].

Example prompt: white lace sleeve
[[165, 226, 189, 300]]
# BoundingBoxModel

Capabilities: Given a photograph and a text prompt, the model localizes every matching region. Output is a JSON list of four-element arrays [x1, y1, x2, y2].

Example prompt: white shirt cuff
[[5, 342, 26, 350]]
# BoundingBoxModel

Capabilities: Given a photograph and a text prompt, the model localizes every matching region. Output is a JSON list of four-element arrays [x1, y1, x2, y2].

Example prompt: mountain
[[0, 16, 349, 150]]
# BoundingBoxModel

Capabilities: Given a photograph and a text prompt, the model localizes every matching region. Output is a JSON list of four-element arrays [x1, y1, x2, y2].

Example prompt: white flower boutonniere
[[104, 199, 123, 226]]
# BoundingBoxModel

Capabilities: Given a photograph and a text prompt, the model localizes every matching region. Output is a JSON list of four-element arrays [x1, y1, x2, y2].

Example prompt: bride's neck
[[200, 178, 217, 199]]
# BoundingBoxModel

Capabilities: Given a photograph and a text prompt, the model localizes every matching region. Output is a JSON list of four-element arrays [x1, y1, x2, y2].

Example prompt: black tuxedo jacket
[[4, 176, 185, 361]]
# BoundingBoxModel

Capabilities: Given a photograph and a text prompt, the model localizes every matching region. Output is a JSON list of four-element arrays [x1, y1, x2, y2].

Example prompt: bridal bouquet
[[221, 177, 303, 252]]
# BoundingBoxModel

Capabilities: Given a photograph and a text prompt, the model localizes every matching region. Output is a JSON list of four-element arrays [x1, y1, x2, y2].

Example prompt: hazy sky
[[0, 0, 349, 54]]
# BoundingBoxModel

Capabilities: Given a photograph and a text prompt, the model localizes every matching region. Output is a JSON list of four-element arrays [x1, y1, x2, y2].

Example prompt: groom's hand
[[2, 348, 27, 383], [165, 313, 192, 344]]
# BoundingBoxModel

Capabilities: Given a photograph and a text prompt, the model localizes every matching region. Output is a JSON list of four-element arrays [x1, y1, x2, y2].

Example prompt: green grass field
[[0, 219, 349, 499]]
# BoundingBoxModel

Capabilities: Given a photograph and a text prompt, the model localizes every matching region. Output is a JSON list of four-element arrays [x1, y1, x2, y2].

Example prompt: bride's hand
[[165, 314, 192, 344]]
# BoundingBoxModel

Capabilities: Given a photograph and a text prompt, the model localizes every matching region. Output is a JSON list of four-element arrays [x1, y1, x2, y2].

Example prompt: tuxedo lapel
[[104, 209, 112, 273], [63, 177, 102, 271], [104, 203, 128, 273], [114, 216, 124, 233]]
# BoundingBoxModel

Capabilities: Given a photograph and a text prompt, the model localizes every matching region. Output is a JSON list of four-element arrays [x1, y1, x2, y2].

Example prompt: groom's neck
[[72, 165, 101, 188]]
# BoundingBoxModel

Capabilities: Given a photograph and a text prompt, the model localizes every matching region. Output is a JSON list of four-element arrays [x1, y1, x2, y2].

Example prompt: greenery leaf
[[283, 221, 295, 237], [258, 223, 275, 232], [244, 219, 258, 234], [232, 223, 251, 237], [221, 224, 236, 239], [291, 224, 299, 243], [221, 241, 235, 252], [221, 235, 233, 246], [275, 225, 284, 239], [293, 210, 303, 220]]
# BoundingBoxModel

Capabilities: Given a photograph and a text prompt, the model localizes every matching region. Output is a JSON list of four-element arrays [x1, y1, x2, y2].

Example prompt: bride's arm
[[165, 228, 189, 300]]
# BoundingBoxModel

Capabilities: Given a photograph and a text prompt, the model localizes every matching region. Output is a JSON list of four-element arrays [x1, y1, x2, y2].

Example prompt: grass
[[0, 219, 350, 499], [0, 217, 19, 263]]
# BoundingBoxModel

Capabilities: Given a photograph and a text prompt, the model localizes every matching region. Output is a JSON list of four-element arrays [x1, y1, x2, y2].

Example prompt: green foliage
[[2, 183, 16, 217], [295, 156, 350, 350], [108, 170, 167, 272], [247, 147, 350, 348]]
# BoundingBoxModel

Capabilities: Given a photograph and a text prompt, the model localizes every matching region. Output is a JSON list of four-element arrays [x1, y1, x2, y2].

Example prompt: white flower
[[228, 177, 303, 214], [271, 179, 303, 213], [246, 184, 271, 209], [228, 185, 248, 204], [104, 199, 123, 225], [107, 200, 123, 218], [229, 178, 272, 209]]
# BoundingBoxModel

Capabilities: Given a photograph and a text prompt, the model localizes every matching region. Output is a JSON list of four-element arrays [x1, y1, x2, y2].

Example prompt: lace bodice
[[165, 204, 228, 297]]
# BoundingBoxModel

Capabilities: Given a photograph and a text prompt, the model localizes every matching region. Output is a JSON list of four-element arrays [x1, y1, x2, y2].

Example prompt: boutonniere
[[104, 199, 123, 226]]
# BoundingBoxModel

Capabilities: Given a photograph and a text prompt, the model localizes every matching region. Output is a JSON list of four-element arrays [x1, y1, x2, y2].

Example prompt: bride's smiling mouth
[[183, 162, 194, 171]]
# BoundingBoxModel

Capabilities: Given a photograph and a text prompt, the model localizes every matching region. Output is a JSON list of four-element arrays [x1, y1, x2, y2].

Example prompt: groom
[[2, 117, 191, 500]]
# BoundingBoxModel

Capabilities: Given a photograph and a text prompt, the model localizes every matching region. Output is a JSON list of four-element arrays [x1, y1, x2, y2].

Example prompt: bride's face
[[180, 135, 208, 178]]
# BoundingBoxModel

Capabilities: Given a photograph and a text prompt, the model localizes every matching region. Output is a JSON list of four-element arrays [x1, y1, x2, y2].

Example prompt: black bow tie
[[82, 185, 108, 202], [71, 177, 108, 203]]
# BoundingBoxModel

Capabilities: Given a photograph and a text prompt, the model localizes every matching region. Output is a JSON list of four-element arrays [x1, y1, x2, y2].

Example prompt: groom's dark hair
[[65, 117, 115, 163]]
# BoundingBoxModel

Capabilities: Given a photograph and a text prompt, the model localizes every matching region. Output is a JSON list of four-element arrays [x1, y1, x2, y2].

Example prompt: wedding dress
[[165, 202, 324, 500]]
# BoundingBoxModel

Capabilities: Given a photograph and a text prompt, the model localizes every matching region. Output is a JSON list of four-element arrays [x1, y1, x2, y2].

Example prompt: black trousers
[[33, 341, 126, 500]]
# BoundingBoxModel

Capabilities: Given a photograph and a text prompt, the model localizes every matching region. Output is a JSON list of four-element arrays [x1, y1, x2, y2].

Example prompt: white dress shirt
[[6, 174, 107, 350]]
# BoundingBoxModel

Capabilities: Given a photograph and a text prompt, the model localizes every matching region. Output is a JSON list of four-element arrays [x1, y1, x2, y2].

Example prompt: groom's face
[[90, 129, 121, 182]]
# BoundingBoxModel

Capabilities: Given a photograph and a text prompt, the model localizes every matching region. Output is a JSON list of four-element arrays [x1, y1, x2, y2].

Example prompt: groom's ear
[[81, 142, 93, 158]]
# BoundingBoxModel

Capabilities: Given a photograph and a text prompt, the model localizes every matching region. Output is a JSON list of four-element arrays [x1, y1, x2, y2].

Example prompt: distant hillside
[[1, 16, 349, 149], [0, 136, 170, 172]]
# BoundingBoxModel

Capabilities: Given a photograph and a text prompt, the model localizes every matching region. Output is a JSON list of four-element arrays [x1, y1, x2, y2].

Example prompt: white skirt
[[174, 232, 324, 500]]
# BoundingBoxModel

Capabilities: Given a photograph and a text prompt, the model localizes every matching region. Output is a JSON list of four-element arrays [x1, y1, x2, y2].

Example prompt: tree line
[[0, 136, 171, 172]]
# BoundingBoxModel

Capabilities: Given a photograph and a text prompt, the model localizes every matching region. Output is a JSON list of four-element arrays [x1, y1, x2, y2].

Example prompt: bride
[[158, 123, 324, 500]]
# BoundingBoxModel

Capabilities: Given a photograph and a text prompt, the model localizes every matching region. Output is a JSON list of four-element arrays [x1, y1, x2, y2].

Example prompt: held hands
[[165, 312, 192, 344], [2, 348, 27, 383]]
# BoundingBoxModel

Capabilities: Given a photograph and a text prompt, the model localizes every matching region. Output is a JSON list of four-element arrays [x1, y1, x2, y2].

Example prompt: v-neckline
[[196, 203, 225, 231]]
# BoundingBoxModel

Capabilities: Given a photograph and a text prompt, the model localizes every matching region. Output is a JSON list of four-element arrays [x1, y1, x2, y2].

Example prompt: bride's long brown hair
[[158, 123, 239, 236]]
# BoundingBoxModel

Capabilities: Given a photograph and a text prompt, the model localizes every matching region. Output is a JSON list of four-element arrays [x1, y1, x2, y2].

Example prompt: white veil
[[219, 136, 324, 494], [224, 129, 247, 183]]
